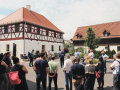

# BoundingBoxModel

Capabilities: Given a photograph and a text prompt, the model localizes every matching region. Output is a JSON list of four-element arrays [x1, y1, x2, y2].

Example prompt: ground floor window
[[51, 45, 54, 51], [6, 44, 10, 51], [117, 46, 120, 51]]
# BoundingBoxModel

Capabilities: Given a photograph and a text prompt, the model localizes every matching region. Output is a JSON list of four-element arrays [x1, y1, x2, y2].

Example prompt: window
[[105, 46, 108, 50], [51, 45, 54, 51], [103, 30, 110, 37], [15, 24, 19, 32], [104, 33, 108, 37], [59, 46, 61, 51], [4, 26, 8, 34], [27, 25, 31, 33], [117, 46, 120, 51], [6, 44, 9, 51], [54, 32, 56, 38], [37, 28, 40, 34], [42, 45, 45, 52]]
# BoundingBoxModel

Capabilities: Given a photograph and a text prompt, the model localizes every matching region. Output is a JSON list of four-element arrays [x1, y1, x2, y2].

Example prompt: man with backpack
[[110, 52, 120, 90], [28, 50, 34, 67]]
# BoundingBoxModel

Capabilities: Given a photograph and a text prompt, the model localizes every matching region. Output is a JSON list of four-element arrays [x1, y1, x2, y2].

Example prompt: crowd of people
[[0, 49, 120, 90]]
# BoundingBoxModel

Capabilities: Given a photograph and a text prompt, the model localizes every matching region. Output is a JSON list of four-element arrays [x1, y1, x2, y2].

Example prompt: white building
[[0, 6, 64, 58], [72, 21, 120, 52]]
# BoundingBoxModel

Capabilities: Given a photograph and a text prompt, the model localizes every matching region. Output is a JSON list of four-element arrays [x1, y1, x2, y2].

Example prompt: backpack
[[116, 60, 120, 74], [8, 71, 21, 85]]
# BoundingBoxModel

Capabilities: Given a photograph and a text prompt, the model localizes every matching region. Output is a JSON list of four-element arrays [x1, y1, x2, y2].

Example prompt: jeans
[[97, 73, 104, 88], [49, 73, 58, 90], [60, 58, 64, 68], [64, 72, 72, 90], [113, 74, 120, 90], [29, 58, 33, 67], [36, 77, 46, 90], [84, 74, 95, 90]]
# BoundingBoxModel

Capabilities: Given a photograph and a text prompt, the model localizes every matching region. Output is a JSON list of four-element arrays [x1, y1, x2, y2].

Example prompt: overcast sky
[[0, 0, 120, 40]]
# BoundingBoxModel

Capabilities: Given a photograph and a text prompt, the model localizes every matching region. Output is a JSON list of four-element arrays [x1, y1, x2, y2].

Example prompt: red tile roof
[[0, 7, 63, 33], [72, 21, 120, 41]]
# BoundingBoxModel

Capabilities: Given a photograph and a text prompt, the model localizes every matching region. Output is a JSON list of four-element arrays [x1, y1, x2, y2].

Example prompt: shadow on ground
[[27, 80, 64, 90], [94, 86, 113, 90]]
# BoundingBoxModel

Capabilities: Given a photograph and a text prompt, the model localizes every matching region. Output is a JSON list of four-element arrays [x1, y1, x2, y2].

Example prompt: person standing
[[86, 50, 94, 61], [84, 59, 96, 90], [3, 52, 12, 72], [101, 51, 109, 73], [96, 56, 105, 90], [48, 56, 58, 90], [29, 50, 34, 67], [59, 50, 65, 68], [63, 54, 73, 90], [74, 49, 80, 63], [33, 53, 49, 90], [71, 59, 85, 90], [12, 57, 28, 90], [0, 53, 8, 90], [110, 52, 120, 90]]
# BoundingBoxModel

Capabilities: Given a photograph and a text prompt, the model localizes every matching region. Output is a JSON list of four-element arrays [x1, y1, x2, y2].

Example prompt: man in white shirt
[[110, 52, 120, 90], [63, 54, 73, 90], [101, 51, 109, 73], [74, 49, 80, 63]]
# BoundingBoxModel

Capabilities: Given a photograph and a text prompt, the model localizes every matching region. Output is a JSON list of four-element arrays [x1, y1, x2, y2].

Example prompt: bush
[[94, 51, 102, 58], [93, 59, 98, 64], [69, 52, 74, 56]]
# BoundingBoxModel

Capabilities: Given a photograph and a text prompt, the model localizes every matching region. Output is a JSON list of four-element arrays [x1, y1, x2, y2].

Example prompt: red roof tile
[[72, 21, 120, 41], [0, 7, 63, 33]]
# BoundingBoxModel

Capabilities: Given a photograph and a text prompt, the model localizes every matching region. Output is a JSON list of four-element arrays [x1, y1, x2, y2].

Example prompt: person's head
[[13, 57, 19, 64], [0, 53, 4, 62], [90, 50, 93, 53], [40, 52, 45, 58], [66, 53, 70, 59], [51, 56, 55, 60], [32, 49, 34, 53], [75, 49, 78, 52], [88, 59, 93, 64], [99, 56, 103, 62], [115, 52, 120, 59], [101, 51, 105, 55], [72, 58, 78, 64], [6, 52, 11, 57]]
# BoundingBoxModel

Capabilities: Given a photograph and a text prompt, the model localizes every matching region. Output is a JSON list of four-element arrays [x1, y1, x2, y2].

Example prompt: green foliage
[[92, 59, 98, 64], [94, 50, 102, 58], [77, 47, 84, 53], [69, 52, 74, 56], [84, 27, 100, 50]]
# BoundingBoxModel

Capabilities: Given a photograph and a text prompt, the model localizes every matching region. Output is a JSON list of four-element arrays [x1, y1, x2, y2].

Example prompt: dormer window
[[103, 30, 110, 37], [76, 34, 82, 39]]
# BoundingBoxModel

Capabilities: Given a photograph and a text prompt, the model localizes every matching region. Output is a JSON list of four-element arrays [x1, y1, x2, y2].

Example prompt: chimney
[[26, 5, 31, 10]]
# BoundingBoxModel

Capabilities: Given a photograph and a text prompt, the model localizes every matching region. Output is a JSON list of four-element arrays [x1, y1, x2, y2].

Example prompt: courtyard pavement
[[21, 57, 114, 90]]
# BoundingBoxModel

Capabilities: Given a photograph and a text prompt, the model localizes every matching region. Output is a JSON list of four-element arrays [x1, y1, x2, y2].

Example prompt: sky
[[0, 0, 120, 40]]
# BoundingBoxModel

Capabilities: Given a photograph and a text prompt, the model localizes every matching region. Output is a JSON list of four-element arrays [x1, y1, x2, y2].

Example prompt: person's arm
[[22, 66, 28, 73], [1, 61, 8, 68], [33, 65, 37, 72], [46, 67, 49, 74], [110, 61, 115, 70]]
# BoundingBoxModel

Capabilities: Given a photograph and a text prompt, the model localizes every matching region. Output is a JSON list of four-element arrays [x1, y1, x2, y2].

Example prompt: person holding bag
[[12, 57, 28, 90]]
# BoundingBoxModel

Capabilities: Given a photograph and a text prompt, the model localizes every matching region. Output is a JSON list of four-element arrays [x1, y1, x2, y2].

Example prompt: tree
[[84, 27, 100, 50]]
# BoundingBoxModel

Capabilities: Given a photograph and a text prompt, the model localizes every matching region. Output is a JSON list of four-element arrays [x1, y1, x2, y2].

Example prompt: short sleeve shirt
[[102, 54, 108, 61], [88, 52, 94, 59], [75, 52, 80, 58], [35, 59, 48, 78], [110, 59, 120, 74], [48, 60, 58, 73]]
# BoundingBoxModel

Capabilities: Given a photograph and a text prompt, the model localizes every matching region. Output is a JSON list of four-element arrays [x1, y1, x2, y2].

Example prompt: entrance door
[[13, 43, 16, 57], [42, 45, 45, 52]]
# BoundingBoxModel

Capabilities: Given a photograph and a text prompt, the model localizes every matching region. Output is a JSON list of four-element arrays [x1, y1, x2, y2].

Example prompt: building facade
[[72, 21, 120, 52], [0, 6, 64, 58]]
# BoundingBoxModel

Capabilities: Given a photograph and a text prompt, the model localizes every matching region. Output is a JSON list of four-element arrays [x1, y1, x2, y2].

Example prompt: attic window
[[103, 30, 110, 37], [76, 34, 82, 39]]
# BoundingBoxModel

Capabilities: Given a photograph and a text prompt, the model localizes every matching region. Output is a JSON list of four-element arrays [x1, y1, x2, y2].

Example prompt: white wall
[[24, 39, 64, 54], [0, 40, 24, 58]]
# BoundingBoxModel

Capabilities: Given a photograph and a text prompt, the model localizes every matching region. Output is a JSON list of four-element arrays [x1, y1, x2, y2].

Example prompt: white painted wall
[[24, 39, 64, 54], [0, 40, 24, 58]]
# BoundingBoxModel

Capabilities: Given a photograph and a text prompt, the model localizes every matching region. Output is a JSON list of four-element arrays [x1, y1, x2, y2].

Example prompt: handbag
[[8, 71, 21, 85], [95, 71, 100, 78]]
